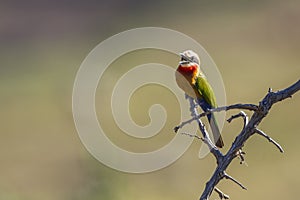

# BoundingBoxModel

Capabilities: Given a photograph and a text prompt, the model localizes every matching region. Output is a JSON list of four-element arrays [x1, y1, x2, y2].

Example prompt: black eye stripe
[[181, 57, 187, 61]]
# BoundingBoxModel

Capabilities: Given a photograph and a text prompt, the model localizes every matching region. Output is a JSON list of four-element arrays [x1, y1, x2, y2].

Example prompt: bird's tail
[[208, 113, 224, 148]]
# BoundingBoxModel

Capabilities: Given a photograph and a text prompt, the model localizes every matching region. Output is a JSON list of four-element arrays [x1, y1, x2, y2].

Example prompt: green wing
[[195, 75, 224, 148], [195, 76, 217, 108]]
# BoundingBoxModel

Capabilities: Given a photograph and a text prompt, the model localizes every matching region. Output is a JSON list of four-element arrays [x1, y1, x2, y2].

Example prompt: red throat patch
[[177, 65, 198, 75], [175, 64, 199, 98]]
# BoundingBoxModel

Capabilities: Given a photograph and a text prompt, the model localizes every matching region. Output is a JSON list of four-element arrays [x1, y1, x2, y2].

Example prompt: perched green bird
[[175, 50, 224, 148]]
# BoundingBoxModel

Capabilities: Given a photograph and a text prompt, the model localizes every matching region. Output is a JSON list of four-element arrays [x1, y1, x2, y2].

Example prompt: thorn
[[224, 172, 247, 190], [255, 129, 284, 153], [236, 149, 246, 165], [268, 88, 272, 93], [214, 187, 230, 199]]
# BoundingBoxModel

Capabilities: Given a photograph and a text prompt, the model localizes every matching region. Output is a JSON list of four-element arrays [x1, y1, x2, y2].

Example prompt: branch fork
[[174, 80, 300, 199]]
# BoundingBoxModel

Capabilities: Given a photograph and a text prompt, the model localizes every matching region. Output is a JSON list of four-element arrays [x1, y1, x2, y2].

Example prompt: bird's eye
[[181, 57, 187, 61]]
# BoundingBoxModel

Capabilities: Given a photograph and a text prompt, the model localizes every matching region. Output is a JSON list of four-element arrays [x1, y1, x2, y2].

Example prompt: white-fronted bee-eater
[[175, 50, 224, 148]]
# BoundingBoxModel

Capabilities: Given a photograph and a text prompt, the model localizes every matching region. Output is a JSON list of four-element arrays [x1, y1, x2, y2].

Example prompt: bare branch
[[223, 172, 247, 190], [227, 111, 248, 129], [259, 80, 300, 112], [200, 136, 223, 163], [255, 129, 284, 153], [186, 97, 224, 163], [209, 103, 258, 113], [194, 80, 300, 200], [175, 80, 300, 199], [174, 104, 257, 133], [177, 79, 300, 134], [214, 187, 230, 199]]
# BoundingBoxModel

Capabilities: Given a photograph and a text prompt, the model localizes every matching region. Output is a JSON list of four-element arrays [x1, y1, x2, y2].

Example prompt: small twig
[[227, 111, 249, 165], [214, 187, 230, 199], [227, 111, 248, 129], [180, 132, 202, 140], [223, 172, 247, 190], [255, 129, 284, 153], [200, 136, 223, 162]]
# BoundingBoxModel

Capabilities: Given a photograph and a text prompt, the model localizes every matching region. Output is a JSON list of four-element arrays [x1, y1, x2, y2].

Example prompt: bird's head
[[179, 50, 200, 66]]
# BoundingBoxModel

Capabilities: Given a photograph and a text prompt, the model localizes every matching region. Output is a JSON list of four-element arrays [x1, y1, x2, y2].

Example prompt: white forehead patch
[[182, 50, 200, 65]]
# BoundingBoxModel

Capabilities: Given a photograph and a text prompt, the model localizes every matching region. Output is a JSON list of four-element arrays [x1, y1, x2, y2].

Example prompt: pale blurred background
[[1, 0, 300, 199]]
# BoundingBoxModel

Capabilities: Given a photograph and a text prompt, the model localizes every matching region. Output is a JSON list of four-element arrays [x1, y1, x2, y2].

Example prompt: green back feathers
[[195, 75, 224, 147], [195, 76, 217, 108]]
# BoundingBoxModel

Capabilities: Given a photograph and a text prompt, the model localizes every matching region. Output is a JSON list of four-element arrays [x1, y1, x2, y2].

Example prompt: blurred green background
[[1, 0, 300, 199]]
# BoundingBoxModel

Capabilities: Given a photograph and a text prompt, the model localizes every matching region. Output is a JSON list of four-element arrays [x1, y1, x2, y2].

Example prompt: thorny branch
[[174, 104, 257, 133], [175, 79, 300, 200]]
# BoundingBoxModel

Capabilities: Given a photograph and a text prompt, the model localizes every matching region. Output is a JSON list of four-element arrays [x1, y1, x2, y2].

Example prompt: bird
[[175, 50, 224, 148]]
